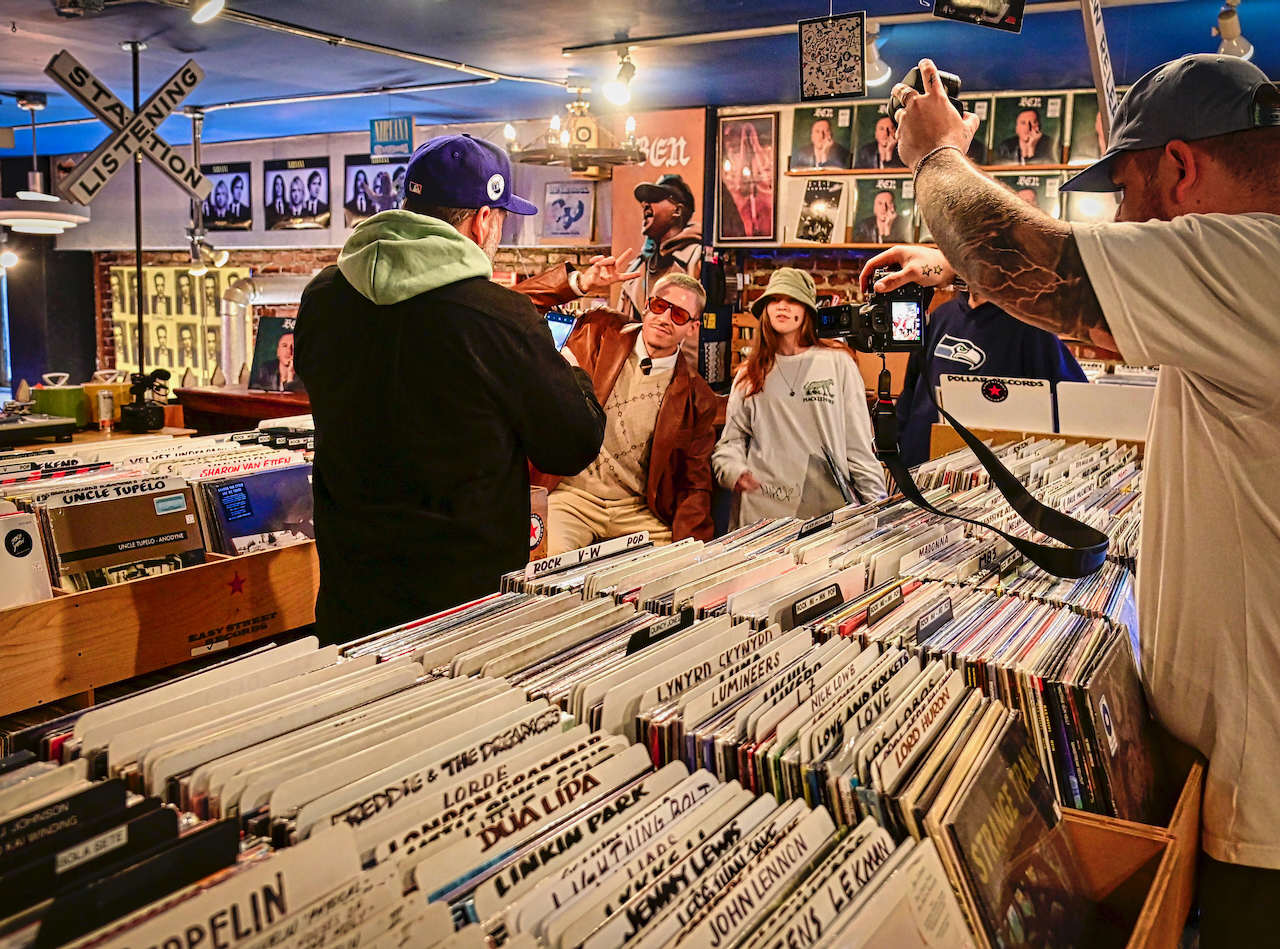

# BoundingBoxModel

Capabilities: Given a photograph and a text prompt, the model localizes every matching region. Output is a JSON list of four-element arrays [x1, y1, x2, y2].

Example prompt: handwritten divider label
[[916, 597, 954, 641], [797, 512, 835, 540], [471, 769, 719, 920], [411, 746, 662, 897], [679, 806, 837, 949], [789, 584, 842, 629], [866, 585, 905, 626], [88, 827, 361, 949], [627, 607, 696, 656], [526, 532, 649, 580]]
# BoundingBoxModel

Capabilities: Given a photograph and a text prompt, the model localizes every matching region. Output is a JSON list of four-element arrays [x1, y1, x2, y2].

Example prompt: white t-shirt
[[712, 346, 886, 526], [1074, 212, 1280, 869]]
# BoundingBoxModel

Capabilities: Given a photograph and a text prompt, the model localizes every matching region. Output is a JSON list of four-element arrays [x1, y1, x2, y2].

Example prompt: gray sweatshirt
[[712, 347, 886, 526]]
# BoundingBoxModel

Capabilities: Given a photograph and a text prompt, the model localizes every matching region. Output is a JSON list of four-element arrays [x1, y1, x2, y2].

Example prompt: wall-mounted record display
[[992, 171, 1064, 218], [199, 161, 252, 231], [263, 156, 331, 230], [343, 154, 408, 228], [853, 102, 907, 170], [852, 176, 913, 244], [960, 95, 995, 165], [990, 92, 1066, 165], [1067, 91, 1109, 165], [248, 314, 304, 393], [795, 178, 845, 244], [790, 105, 854, 171]]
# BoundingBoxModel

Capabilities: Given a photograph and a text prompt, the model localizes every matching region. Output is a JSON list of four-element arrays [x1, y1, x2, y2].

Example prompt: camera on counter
[[120, 368, 171, 434], [815, 271, 933, 353]]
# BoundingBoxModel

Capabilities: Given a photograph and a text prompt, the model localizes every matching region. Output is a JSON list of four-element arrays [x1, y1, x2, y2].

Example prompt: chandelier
[[506, 90, 645, 179]]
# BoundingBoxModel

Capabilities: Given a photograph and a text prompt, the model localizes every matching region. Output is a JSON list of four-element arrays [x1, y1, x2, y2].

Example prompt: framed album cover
[[790, 105, 854, 171], [263, 157, 331, 230], [343, 154, 408, 228], [989, 93, 1066, 165], [798, 12, 866, 102], [993, 171, 1064, 218], [852, 103, 907, 170], [542, 180, 595, 243], [852, 176, 913, 245], [718, 113, 777, 242], [200, 162, 252, 231]]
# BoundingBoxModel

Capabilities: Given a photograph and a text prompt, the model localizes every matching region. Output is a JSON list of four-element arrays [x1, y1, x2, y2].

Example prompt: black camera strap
[[872, 363, 1109, 579]]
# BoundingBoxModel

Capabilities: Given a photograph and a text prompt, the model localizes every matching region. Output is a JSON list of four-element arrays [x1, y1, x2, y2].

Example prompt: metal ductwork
[[220, 275, 312, 386]]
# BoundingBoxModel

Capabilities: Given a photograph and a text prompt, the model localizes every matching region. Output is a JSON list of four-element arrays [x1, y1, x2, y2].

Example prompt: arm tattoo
[[916, 151, 1116, 350]]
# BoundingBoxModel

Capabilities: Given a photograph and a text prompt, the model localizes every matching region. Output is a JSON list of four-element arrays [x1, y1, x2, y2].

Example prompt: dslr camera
[[120, 368, 171, 434], [815, 270, 933, 353]]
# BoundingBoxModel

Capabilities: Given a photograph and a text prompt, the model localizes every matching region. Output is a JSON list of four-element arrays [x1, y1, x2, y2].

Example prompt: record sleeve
[[206, 464, 314, 555]]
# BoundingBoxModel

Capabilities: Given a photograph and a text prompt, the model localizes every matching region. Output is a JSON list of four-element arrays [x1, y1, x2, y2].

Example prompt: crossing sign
[[44, 50, 212, 205]]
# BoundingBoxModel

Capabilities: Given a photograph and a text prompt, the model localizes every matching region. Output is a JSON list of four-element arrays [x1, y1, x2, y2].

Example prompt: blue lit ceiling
[[0, 0, 1275, 158]]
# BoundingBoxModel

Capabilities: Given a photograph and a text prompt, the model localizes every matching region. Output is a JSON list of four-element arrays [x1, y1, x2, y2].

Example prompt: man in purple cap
[[296, 134, 632, 643], [861, 55, 1280, 942]]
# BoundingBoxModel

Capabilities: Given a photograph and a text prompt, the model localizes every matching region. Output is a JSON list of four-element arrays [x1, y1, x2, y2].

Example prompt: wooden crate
[[1063, 757, 1204, 949], [0, 543, 320, 716], [929, 423, 1145, 460]]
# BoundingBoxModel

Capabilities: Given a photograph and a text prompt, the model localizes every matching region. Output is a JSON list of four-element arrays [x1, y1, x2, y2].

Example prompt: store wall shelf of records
[[715, 88, 1122, 249], [0, 541, 319, 716]]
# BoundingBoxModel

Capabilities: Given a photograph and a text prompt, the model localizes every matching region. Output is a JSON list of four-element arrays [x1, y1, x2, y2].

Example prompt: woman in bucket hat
[[713, 268, 885, 527]]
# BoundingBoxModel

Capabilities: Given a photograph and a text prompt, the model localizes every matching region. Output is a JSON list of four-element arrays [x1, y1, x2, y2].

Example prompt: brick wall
[[726, 248, 881, 308], [93, 245, 609, 369]]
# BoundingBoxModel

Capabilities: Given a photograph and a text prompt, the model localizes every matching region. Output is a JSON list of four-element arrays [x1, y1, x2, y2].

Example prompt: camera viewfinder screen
[[891, 302, 923, 342]]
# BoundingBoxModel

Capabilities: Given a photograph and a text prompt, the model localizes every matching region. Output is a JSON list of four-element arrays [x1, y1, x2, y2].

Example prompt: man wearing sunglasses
[[533, 273, 719, 554]]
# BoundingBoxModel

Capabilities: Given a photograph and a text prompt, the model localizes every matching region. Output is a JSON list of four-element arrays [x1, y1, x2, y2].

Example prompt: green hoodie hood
[[337, 209, 493, 305]]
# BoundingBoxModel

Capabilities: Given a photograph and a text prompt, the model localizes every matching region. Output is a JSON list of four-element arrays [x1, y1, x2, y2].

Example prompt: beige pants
[[547, 485, 673, 556]]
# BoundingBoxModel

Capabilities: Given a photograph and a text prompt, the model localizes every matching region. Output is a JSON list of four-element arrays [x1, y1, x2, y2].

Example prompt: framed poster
[[718, 113, 777, 242], [798, 12, 866, 102], [542, 181, 595, 243], [852, 102, 907, 170], [795, 179, 845, 244], [1067, 91, 1109, 165], [108, 264, 246, 384], [993, 171, 1064, 218], [790, 105, 854, 171], [263, 157, 331, 230], [990, 93, 1066, 165], [200, 162, 253, 231], [961, 96, 994, 165], [248, 315, 304, 393], [343, 154, 408, 227], [852, 176, 913, 244]]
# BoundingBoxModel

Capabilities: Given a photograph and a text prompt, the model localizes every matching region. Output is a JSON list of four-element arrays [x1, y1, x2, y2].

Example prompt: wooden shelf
[[0, 542, 320, 716], [175, 385, 310, 434]]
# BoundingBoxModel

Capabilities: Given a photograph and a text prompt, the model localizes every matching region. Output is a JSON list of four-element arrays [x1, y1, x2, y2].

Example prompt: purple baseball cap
[[403, 133, 538, 214]]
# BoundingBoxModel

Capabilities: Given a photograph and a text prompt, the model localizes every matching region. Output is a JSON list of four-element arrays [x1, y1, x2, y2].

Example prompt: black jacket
[[295, 268, 605, 644]]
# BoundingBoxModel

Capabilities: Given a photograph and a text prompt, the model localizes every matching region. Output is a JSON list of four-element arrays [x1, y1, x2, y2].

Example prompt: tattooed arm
[[914, 150, 1117, 351], [892, 59, 1117, 352]]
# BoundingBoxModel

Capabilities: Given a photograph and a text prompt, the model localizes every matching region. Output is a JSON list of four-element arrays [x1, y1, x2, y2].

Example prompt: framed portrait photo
[[717, 113, 777, 242]]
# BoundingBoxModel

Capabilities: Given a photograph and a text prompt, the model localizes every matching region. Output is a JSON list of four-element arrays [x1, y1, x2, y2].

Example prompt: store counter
[[176, 385, 311, 434]]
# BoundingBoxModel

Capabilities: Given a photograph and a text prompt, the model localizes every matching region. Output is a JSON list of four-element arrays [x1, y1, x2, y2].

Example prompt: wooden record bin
[[1061, 750, 1204, 949], [0, 543, 321, 717]]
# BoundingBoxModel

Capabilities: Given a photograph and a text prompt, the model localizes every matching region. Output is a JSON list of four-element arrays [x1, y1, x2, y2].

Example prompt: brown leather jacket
[[530, 309, 718, 542], [512, 264, 579, 313]]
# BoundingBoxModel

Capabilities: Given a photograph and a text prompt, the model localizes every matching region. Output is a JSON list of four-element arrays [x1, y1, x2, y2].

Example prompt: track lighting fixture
[[603, 56, 636, 106]]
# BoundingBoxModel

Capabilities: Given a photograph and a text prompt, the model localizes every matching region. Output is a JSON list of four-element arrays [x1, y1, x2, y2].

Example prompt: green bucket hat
[[751, 267, 817, 318]]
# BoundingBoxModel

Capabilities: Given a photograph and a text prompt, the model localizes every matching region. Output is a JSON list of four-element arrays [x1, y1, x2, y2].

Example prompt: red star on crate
[[228, 571, 246, 595]]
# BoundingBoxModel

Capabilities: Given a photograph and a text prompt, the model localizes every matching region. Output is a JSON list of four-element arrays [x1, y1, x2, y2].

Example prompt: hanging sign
[[370, 116, 414, 156], [43, 50, 212, 205], [1080, 0, 1119, 144]]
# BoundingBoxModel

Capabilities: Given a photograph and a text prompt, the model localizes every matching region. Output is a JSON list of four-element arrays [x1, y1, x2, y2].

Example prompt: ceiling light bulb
[[559, 129, 570, 147], [550, 114, 561, 132], [625, 115, 636, 135], [503, 123, 517, 142], [191, 0, 224, 24], [866, 42, 892, 86], [1216, 7, 1254, 60], [604, 56, 635, 106], [0, 250, 17, 269]]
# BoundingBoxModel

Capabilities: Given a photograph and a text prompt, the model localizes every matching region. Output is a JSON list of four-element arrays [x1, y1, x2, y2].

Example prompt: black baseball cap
[[1063, 54, 1280, 193], [403, 133, 538, 214], [634, 174, 696, 212]]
